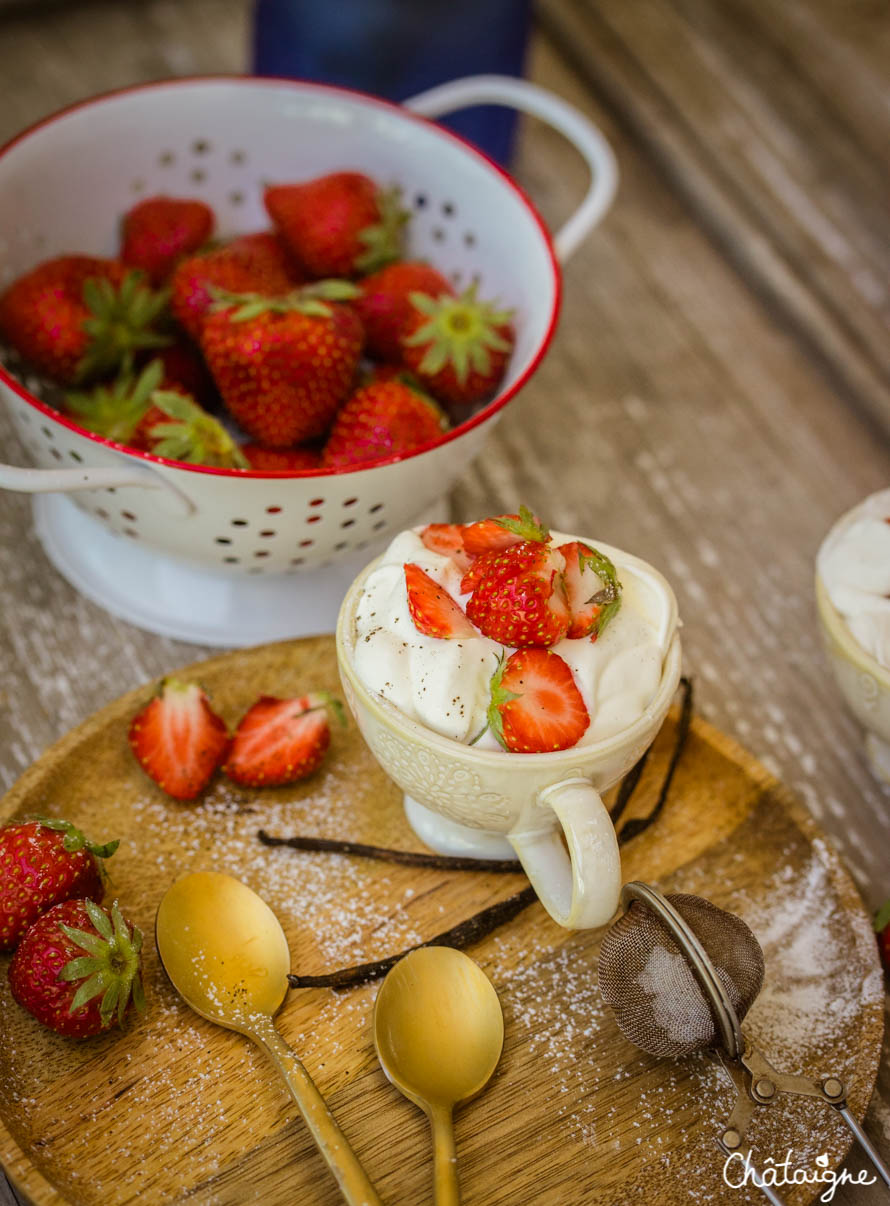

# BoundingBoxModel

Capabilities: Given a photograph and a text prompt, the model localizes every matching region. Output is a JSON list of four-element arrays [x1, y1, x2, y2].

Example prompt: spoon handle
[[429, 1105, 460, 1206], [252, 1017, 384, 1206]]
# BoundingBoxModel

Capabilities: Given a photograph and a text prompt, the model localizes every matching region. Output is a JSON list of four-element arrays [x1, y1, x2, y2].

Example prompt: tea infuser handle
[[507, 777, 620, 928], [0, 461, 195, 514], [404, 74, 618, 262], [835, 1104, 890, 1189]]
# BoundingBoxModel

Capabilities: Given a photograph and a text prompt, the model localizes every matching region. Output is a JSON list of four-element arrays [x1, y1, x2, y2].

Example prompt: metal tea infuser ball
[[598, 881, 890, 1206]]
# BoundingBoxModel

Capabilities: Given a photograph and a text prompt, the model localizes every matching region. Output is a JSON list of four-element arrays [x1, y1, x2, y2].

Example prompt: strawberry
[[128, 678, 230, 800], [875, 900, 890, 974], [420, 523, 472, 572], [321, 379, 447, 468], [400, 282, 514, 406], [9, 898, 144, 1038], [559, 541, 623, 640], [139, 390, 249, 467], [264, 173, 408, 278], [0, 818, 118, 952], [465, 542, 570, 648], [241, 443, 321, 472], [405, 563, 477, 639], [150, 339, 216, 405], [170, 232, 299, 340], [0, 256, 170, 385], [224, 692, 345, 787], [485, 647, 589, 753], [356, 261, 454, 361], [463, 506, 548, 556], [121, 195, 215, 286], [65, 358, 165, 446], [201, 282, 363, 448]]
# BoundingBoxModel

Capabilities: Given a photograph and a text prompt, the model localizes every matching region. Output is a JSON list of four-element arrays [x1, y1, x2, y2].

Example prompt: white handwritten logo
[[723, 1150, 876, 1202]]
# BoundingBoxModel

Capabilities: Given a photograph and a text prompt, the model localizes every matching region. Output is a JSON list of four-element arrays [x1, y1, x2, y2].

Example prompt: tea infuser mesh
[[598, 892, 764, 1058], [597, 881, 890, 1205]]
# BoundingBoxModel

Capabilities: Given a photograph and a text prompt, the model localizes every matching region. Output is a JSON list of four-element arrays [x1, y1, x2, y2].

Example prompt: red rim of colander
[[0, 74, 563, 480]]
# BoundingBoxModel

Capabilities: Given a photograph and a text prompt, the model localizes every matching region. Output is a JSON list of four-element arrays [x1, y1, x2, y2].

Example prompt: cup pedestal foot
[[403, 796, 518, 861], [865, 733, 890, 786]]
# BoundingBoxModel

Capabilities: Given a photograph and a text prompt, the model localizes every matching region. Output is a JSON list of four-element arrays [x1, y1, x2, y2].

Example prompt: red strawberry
[[420, 523, 471, 572], [321, 379, 447, 468], [400, 282, 514, 406], [875, 900, 890, 973], [559, 541, 623, 641], [405, 563, 476, 639], [201, 282, 363, 448], [0, 257, 169, 385], [486, 648, 589, 753], [128, 678, 230, 800], [150, 339, 216, 405], [170, 232, 299, 340], [357, 261, 454, 361], [224, 692, 345, 787], [241, 443, 321, 472], [465, 542, 570, 648], [463, 506, 548, 556], [121, 195, 215, 286], [0, 818, 118, 952], [139, 390, 249, 467], [264, 173, 407, 278], [9, 899, 144, 1038]]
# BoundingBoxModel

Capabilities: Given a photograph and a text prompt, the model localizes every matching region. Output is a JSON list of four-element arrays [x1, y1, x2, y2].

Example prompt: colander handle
[[404, 74, 618, 261], [0, 461, 195, 514], [508, 777, 621, 928]]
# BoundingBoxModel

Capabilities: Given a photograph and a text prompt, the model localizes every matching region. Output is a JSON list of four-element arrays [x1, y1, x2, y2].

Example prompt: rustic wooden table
[[0, 1, 887, 1203]]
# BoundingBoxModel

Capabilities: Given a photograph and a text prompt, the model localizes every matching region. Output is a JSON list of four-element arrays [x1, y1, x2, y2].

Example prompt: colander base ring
[[34, 494, 407, 647]]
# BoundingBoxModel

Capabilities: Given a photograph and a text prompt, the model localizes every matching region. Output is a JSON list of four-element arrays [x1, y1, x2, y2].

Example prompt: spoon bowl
[[156, 871, 382, 1206], [374, 947, 504, 1204]]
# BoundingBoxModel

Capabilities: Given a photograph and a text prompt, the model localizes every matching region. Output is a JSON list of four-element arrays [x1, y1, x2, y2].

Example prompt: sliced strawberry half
[[465, 542, 570, 648], [420, 523, 471, 572], [462, 504, 549, 556], [486, 647, 589, 753], [224, 692, 344, 787], [128, 678, 230, 800], [405, 563, 476, 639], [559, 541, 623, 641]]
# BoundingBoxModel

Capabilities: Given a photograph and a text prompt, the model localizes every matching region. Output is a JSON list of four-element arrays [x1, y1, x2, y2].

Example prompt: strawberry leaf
[[874, 899, 890, 933], [494, 505, 549, 544]]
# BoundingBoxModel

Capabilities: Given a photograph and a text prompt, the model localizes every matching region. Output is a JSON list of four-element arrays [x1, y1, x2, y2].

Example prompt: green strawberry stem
[[209, 279, 360, 322], [31, 816, 120, 859], [483, 650, 520, 751], [65, 359, 164, 443], [148, 391, 249, 469], [494, 505, 549, 544], [355, 186, 409, 274], [578, 546, 623, 639], [58, 899, 145, 1027], [77, 272, 172, 384], [874, 899, 890, 933], [403, 282, 513, 385]]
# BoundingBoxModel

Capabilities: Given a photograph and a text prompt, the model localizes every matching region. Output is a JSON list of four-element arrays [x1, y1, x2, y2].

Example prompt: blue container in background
[[252, 0, 533, 166]]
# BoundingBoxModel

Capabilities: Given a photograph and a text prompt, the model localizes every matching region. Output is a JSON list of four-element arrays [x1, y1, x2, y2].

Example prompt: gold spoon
[[155, 871, 383, 1206], [373, 947, 504, 1206]]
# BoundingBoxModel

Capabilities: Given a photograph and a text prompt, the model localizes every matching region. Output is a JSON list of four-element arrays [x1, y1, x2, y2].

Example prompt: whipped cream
[[818, 487, 890, 671], [346, 528, 678, 750]]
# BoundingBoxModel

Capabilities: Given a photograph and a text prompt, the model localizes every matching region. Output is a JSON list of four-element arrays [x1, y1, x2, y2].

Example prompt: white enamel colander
[[0, 74, 616, 645]]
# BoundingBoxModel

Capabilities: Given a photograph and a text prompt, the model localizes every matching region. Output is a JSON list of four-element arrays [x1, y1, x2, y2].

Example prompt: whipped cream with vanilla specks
[[818, 487, 890, 671], [347, 528, 678, 750]]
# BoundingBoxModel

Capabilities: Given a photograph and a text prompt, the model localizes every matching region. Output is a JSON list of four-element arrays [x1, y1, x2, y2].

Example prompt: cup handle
[[507, 777, 621, 928]]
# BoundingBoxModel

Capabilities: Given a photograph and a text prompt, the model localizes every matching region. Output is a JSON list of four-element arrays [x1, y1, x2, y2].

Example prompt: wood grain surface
[[0, 636, 883, 1206], [0, 0, 888, 1203]]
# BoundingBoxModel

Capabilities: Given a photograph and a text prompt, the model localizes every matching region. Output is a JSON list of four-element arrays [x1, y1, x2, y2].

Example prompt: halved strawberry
[[465, 542, 570, 648], [420, 523, 471, 572], [223, 693, 344, 787], [559, 541, 623, 640], [462, 505, 549, 556], [486, 647, 589, 753], [405, 563, 476, 639], [128, 678, 230, 800]]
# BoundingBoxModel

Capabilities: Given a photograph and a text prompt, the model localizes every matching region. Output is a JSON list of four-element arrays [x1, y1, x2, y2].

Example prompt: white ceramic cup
[[336, 553, 682, 929]]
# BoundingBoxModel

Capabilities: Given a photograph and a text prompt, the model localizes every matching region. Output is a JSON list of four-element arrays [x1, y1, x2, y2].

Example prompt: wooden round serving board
[[0, 637, 883, 1206]]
